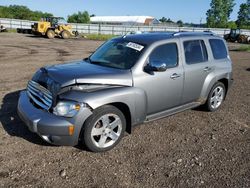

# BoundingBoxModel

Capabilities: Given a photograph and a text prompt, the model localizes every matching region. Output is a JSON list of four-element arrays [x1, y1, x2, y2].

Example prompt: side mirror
[[144, 60, 167, 72]]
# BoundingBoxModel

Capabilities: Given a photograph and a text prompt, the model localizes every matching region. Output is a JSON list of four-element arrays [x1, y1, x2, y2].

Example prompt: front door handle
[[204, 67, 212, 72], [170, 73, 181, 79]]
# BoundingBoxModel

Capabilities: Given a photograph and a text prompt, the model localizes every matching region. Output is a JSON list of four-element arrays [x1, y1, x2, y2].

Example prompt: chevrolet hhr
[[18, 32, 233, 152]]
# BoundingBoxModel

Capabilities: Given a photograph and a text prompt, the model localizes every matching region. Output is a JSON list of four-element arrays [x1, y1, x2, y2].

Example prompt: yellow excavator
[[32, 17, 78, 39]]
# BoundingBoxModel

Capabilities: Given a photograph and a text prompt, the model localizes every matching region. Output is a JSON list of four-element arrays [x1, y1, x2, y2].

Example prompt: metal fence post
[[1, 18, 250, 37], [98, 24, 101, 35]]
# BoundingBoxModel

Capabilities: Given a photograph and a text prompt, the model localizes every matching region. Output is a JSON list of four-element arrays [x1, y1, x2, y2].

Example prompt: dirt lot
[[0, 33, 249, 187]]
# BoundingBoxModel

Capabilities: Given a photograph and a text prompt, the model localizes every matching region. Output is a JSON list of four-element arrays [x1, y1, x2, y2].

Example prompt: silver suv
[[18, 32, 233, 152]]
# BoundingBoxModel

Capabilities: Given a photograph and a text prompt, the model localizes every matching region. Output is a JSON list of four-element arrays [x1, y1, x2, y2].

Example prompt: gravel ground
[[0, 33, 249, 188]]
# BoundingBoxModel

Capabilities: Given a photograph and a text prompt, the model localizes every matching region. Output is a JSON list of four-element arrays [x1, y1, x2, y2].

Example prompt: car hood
[[42, 60, 133, 87]]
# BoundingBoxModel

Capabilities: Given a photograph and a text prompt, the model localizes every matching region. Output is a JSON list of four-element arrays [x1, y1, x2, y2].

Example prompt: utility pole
[[200, 17, 203, 28]]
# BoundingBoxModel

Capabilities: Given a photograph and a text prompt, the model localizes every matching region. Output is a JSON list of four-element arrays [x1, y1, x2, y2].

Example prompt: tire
[[61, 30, 70, 39], [82, 105, 126, 152], [204, 82, 226, 112], [46, 29, 55, 39], [238, 35, 247, 44], [224, 35, 229, 41], [73, 31, 79, 37], [23, 29, 28, 34]]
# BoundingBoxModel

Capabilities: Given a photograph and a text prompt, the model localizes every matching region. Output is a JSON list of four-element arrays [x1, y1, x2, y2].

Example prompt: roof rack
[[173, 31, 215, 37]]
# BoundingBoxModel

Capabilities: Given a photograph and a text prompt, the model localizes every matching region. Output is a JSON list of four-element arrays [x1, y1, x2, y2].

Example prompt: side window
[[209, 39, 228, 60], [184, 40, 208, 64], [149, 43, 178, 68]]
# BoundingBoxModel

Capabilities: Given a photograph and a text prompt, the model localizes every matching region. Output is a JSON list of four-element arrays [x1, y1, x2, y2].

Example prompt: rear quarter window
[[209, 39, 228, 60], [184, 40, 208, 64]]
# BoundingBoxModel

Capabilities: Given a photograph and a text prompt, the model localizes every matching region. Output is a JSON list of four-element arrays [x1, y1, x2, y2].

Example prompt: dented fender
[[59, 87, 147, 126]]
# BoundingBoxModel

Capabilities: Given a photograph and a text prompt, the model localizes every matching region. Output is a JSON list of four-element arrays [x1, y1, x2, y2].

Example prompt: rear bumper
[[17, 91, 92, 146]]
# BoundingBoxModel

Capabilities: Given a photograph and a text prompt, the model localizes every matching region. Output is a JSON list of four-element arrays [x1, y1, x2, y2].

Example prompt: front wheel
[[61, 30, 70, 39], [205, 82, 226, 112], [46, 29, 55, 39], [82, 105, 126, 152]]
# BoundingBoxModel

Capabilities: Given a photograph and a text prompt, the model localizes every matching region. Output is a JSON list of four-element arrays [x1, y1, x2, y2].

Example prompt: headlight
[[53, 101, 82, 117]]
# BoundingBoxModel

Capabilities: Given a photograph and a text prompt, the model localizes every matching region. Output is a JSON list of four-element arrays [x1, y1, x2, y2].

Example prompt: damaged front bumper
[[17, 91, 92, 146]]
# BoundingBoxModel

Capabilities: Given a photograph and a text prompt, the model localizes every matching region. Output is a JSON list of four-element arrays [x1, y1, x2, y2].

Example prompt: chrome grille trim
[[27, 80, 53, 110]]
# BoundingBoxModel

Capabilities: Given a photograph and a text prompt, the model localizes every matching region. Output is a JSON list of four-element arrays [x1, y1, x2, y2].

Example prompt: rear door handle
[[204, 67, 212, 72], [170, 73, 181, 79]]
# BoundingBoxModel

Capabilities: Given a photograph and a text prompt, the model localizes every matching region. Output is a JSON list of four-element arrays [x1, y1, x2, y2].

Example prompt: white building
[[90, 16, 160, 25]]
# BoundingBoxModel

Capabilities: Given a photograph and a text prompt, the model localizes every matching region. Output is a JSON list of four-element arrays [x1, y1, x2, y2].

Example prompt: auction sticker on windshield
[[126, 42, 144, 51]]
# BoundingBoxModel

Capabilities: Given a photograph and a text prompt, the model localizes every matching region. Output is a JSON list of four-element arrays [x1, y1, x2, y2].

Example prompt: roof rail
[[173, 31, 215, 37]]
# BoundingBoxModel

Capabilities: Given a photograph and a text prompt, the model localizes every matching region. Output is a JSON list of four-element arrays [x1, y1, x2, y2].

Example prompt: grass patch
[[81, 34, 118, 41], [6, 29, 17, 33], [234, 45, 250, 52]]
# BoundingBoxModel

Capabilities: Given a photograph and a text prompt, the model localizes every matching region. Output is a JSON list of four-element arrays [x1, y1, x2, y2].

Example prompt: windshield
[[89, 39, 145, 70], [58, 18, 67, 24]]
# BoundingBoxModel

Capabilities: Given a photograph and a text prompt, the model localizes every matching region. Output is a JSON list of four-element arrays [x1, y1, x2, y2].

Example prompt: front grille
[[27, 80, 53, 110]]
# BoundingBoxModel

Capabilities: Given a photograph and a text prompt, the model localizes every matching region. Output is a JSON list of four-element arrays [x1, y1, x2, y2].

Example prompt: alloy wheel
[[210, 86, 224, 109], [91, 113, 122, 148]]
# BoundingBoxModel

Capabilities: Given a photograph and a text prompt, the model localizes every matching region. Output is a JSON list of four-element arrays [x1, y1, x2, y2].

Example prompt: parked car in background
[[18, 32, 233, 152]]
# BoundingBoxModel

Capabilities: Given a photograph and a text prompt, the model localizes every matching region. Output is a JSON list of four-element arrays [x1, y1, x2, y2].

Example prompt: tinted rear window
[[209, 39, 228, 59], [184, 40, 208, 64]]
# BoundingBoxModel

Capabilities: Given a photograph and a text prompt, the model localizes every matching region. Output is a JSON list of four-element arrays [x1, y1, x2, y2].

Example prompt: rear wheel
[[23, 29, 28, 34], [82, 105, 126, 152], [46, 29, 55, 39], [61, 30, 70, 39], [72, 31, 79, 37], [205, 82, 226, 112], [224, 34, 229, 41]]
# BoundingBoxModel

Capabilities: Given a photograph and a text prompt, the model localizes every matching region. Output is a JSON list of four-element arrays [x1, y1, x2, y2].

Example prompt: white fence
[[1, 18, 250, 37]]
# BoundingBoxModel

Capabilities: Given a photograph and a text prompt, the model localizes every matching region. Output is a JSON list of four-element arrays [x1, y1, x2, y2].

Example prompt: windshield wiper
[[89, 60, 108, 65], [83, 57, 111, 67], [83, 57, 92, 64]]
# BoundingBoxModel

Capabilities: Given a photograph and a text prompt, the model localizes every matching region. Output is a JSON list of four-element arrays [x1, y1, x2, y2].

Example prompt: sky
[[0, 0, 245, 23]]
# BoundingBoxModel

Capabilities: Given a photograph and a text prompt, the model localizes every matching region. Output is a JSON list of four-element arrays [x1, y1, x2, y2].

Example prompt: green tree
[[177, 20, 183, 27], [159, 17, 167, 23], [227, 21, 237, 28], [0, 5, 53, 20], [166, 18, 174, 23], [236, 1, 250, 29], [67, 11, 90, 23], [206, 0, 235, 28]]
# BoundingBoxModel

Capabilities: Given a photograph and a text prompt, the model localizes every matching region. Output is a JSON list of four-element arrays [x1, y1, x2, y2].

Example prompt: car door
[[133, 41, 184, 115], [181, 38, 214, 104]]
